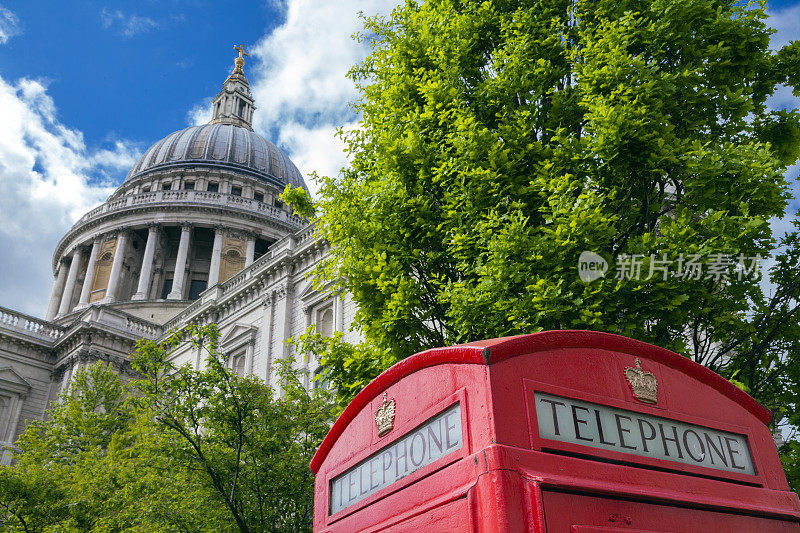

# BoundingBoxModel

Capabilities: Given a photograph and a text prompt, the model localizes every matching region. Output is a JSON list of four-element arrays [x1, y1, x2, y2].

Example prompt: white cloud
[[0, 6, 20, 44], [766, 5, 800, 120], [277, 121, 356, 191], [768, 3, 800, 51], [100, 8, 158, 38], [0, 76, 136, 316], [187, 98, 213, 126], [762, 6, 800, 297], [245, 0, 396, 197]]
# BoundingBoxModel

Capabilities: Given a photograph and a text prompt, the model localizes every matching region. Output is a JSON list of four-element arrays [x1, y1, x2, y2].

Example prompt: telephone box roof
[[310, 329, 772, 474]]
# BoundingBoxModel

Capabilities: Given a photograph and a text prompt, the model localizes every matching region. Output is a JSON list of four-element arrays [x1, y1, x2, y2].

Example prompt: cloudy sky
[[0, 0, 798, 317]]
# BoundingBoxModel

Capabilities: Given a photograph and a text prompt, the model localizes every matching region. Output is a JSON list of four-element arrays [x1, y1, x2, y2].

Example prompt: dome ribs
[[124, 124, 306, 191]]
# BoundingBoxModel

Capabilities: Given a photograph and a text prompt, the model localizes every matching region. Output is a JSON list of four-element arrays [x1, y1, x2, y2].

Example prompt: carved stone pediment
[[0, 367, 32, 396], [219, 323, 258, 351]]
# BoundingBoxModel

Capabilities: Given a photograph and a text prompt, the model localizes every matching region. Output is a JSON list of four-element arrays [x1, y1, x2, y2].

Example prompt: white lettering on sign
[[535, 392, 756, 476], [330, 403, 462, 515]]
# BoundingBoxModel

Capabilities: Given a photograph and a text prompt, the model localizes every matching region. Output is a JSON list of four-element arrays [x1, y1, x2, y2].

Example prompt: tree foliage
[[134, 325, 335, 532], [0, 325, 335, 532], [297, 0, 800, 484]]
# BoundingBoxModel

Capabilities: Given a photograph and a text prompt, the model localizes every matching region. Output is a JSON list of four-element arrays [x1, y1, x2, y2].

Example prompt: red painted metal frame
[[310, 330, 771, 474], [523, 378, 767, 486], [323, 388, 471, 524]]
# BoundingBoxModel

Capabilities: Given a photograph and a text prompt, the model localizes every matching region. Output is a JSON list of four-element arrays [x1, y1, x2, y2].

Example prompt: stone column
[[104, 231, 129, 303], [168, 224, 192, 300], [259, 292, 275, 386], [270, 282, 294, 397], [334, 293, 344, 333], [57, 247, 84, 316], [5, 394, 25, 443], [45, 259, 69, 320], [207, 226, 224, 287], [132, 224, 160, 300], [245, 235, 256, 267], [77, 237, 101, 308]]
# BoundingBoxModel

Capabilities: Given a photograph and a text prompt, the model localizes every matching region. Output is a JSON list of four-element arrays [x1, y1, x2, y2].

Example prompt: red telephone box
[[310, 331, 800, 532]]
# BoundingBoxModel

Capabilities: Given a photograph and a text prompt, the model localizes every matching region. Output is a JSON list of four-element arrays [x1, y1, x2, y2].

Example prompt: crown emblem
[[625, 358, 658, 404], [375, 392, 396, 437]]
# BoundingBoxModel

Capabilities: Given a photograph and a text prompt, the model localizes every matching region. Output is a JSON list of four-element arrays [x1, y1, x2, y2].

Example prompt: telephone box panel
[[311, 330, 800, 532]]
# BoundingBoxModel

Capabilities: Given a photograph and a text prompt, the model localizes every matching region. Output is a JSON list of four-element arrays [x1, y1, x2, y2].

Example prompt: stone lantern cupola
[[210, 44, 255, 131]]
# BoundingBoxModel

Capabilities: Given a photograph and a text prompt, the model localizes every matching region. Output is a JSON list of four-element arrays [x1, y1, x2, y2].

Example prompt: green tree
[[131, 325, 336, 533], [0, 466, 70, 533], [2, 361, 227, 532], [1, 325, 336, 532], [281, 0, 800, 481]]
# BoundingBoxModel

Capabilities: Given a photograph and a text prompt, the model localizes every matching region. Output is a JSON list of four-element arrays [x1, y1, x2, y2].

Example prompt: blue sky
[[0, 2, 285, 170], [0, 0, 798, 316]]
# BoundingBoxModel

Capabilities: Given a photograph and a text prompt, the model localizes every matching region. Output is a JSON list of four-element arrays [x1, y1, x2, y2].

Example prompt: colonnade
[[45, 224, 259, 321]]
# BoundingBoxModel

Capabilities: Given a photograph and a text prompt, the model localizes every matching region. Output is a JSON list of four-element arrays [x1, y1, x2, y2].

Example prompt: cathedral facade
[[0, 53, 357, 463]]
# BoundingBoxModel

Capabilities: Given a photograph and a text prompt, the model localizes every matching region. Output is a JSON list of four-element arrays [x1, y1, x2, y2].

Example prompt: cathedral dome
[[48, 47, 310, 327], [126, 123, 308, 192]]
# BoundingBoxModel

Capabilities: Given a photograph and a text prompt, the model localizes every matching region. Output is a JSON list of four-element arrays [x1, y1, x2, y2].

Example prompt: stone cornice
[[117, 165, 282, 195], [52, 305, 162, 353]]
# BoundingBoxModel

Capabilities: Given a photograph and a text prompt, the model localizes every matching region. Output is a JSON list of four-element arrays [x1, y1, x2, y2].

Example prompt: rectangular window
[[254, 238, 270, 261], [231, 186, 242, 197], [184, 181, 195, 190], [253, 192, 264, 203], [188, 279, 208, 301], [207, 182, 219, 192], [160, 279, 173, 300], [313, 366, 332, 390], [274, 200, 284, 209], [162, 183, 171, 191], [142, 186, 150, 193]]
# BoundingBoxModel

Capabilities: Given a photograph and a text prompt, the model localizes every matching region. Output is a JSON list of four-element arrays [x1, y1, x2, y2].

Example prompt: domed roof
[[126, 123, 308, 191]]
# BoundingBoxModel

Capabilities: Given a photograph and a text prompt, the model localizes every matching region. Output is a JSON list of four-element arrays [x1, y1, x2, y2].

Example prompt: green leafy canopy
[[293, 0, 800, 485]]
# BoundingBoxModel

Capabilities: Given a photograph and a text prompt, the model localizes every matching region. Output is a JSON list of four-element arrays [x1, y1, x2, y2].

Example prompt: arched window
[[317, 307, 334, 338], [232, 353, 246, 377]]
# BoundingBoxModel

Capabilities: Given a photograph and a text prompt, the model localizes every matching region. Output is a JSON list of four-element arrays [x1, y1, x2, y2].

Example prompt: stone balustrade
[[71, 190, 306, 229], [124, 315, 162, 339], [162, 300, 205, 333], [0, 307, 65, 342], [294, 224, 317, 245]]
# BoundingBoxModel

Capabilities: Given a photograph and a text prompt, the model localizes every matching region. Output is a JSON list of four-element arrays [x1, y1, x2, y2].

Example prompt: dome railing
[[71, 190, 306, 229]]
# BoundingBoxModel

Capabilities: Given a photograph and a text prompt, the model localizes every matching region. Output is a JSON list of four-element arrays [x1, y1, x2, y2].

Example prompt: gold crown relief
[[375, 392, 396, 437], [624, 358, 658, 404]]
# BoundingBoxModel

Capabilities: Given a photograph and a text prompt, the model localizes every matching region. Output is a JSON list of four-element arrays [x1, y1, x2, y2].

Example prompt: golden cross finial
[[233, 44, 249, 74]]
